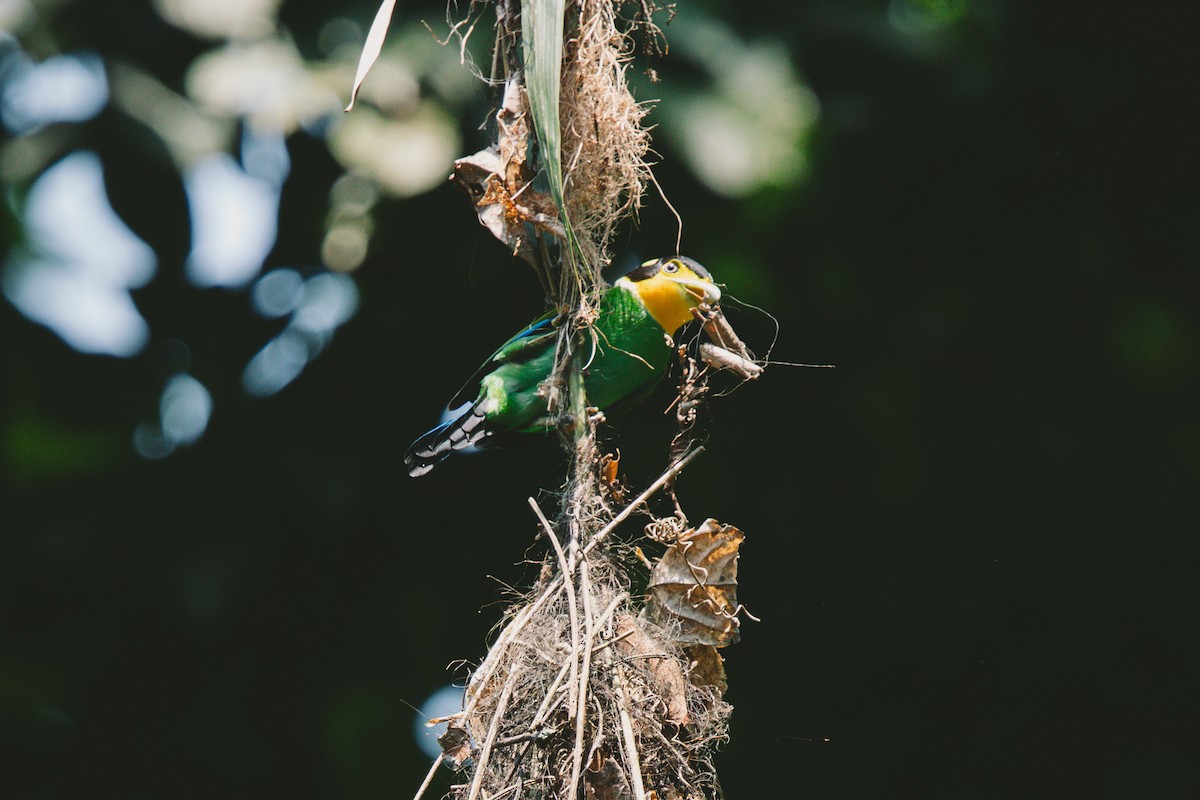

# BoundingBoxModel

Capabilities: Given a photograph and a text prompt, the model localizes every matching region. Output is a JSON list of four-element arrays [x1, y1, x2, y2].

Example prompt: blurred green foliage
[[2, 0, 1198, 798]]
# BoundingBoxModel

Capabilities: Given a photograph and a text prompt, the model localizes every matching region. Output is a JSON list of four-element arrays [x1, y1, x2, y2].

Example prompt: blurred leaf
[[346, 0, 398, 111], [4, 410, 124, 487], [1113, 298, 1195, 382], [521, 0, 569, 237]]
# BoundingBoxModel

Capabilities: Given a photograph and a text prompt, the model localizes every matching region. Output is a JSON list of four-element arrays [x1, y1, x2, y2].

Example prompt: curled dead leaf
[[684, 644, 728, 696], [599, 450, 627, 504], [644, 519, 747, 647], [437, 722, 472, 768], [450, 78, 563, 265]]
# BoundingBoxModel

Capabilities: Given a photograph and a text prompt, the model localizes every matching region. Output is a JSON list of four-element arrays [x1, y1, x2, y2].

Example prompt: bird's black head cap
[[624, 256, 712, 283]]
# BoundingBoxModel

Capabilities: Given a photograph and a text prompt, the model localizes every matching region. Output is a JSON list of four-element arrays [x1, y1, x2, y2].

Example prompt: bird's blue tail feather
[[404, 401, 491, 477]]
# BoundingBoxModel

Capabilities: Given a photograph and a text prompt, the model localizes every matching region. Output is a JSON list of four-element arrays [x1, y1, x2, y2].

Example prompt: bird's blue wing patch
[[448, 311, 558, 408]]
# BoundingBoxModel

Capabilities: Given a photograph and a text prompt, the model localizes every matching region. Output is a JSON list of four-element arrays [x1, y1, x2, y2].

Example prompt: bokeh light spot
[[662, 21, 819, 198], [132, 420, 174, 460], [1113, 299, 1195, 381], [186, 38, 339, 133], [889, 0, 970, 34], [133, 372, 214, 459], [24, 151, 156, 288], [241, 125, 291, 186], [317, 17, 365, 57], [184, 153, 280, 288], [154, 0, 282, 40], [293, 272, 360, 334], [0, 1, 36, 35], [330, 172, 379, 216], [3, 262, 150, 357], [321, 223, 370, 272], [2, 151, 154, 356], [252, 269, 305, 319], [159, 374, 212, 446], [0, 51, 108, 134], [242, 271, 360, 398], [243, 330, 310, 397], [328, 105, 460, 197]]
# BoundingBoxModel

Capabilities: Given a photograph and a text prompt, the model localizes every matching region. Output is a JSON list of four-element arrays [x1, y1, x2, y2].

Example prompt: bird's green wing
[[447, 311, 559, 408]]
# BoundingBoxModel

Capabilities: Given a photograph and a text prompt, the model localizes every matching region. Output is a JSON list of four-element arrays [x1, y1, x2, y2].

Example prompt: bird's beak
[[671, 275, 722, 306]]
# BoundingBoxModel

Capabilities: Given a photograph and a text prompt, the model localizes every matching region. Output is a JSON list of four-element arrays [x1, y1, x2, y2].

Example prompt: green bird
[[405, 256, 721, 476]]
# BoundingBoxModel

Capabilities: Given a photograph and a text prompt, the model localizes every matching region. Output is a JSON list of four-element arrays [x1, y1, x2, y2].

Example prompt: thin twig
[[411, 753, 444, 800], [592, 592, 628, 639], [483, 780, 527, 800], [494, 729, 554, 748], [466, 662, 522, 800], [698, 305, 754, 361], [528, 497, 580, 719], [526, 589, 627, 738], [700, 342, 763, 380], [568, 558, 597, 800], [592, 626, 636, 654], [582, 446, 705, 558], [464, 578, 563, 720], [528, 658, 573, 729], [613, 659, 648, 800]]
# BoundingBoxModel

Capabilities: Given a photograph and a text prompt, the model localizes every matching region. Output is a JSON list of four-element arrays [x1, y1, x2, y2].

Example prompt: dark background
[[3, 1, 1197, 797]]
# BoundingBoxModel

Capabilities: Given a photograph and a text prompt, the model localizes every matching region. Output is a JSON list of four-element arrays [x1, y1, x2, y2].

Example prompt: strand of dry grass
[[613, 658, 648, 800], [530, 498, 582, 721], [465, 661, 522, 800], [567, 557, 595, 797]]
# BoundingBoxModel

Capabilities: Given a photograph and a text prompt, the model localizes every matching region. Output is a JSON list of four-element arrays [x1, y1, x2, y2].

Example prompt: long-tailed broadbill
[[404, 256, 720, 476]]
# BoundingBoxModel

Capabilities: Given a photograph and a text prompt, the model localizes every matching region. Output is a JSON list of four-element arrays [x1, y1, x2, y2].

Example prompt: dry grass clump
[[559, 0, 653, 264], [408, 435, 748, 800], [439, 541, 731, 800]]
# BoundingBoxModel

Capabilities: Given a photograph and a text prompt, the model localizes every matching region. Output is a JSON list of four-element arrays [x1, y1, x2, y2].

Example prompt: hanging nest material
[[415, 440, 760, 800], [439, 537, 736, 800], [559, 0, 653, 263], [452, 0, 652, 290], [422, 471, 751, 800], [391, 2, 771, 799]]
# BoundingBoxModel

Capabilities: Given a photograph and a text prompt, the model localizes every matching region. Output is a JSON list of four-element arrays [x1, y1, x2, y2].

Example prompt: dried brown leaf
[[684, 644, 728, 696], [614, 615, 690, 727], [645, 519, 746, 647], [584, 755, 633, 800], [451, 79, 565, 265], [438, 722, 472, 767]]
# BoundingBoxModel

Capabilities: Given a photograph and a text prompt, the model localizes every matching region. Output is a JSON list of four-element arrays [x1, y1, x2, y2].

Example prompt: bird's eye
[[663, 261, 680, 274]]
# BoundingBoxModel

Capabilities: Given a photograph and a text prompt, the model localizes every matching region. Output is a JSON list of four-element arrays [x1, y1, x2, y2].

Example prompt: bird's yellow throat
[[617, 266, 716, 334]]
